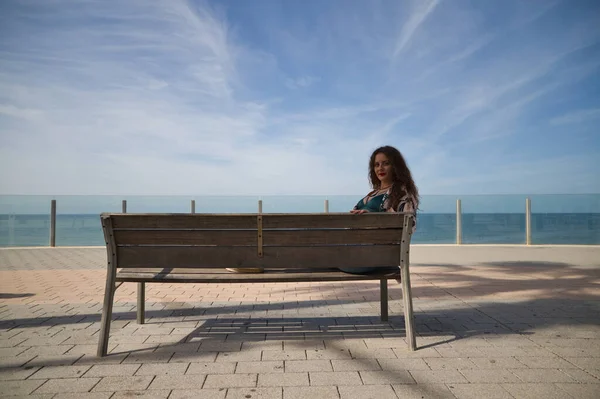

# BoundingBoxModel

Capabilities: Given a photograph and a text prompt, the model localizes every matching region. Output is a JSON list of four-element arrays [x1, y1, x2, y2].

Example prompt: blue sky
[[0, 0, 599, 196]]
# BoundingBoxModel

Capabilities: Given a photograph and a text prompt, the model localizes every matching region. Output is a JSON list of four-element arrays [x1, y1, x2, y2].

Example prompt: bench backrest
[[101, 213, 414, 270]]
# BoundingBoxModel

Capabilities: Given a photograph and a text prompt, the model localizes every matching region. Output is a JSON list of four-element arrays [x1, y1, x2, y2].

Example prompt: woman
[[341, 145, 419, 274]]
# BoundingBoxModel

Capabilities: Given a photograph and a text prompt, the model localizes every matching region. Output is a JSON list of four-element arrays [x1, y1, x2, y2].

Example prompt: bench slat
[[109, 214, 257, 229], [115, 267, 400, 283], [263, 214, 404, 229], [105, 213, 405, 230], [116, 245, 399, 269], [113, 229, 402, 246]]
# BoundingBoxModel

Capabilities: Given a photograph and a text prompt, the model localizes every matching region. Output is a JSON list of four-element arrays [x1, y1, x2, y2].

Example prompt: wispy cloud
[[550, 108, 600, 125], [392, 0, 440, 60], [0, 0, 598, 196], [285, 75, 320, 89]]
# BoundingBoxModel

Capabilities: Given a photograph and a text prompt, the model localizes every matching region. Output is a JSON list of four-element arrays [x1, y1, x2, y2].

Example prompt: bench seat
[[116, 267, 401, 283]]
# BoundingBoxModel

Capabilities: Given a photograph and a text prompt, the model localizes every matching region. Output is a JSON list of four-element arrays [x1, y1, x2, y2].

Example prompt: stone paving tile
[[338, 384, 398, 399], [262, 350, 306, 361], [170, 351, 218, 363], [215, 351, 262, 362], [283, 340, 324, 351], [408, 370, 469, 384], [0, 366, 40, 381], [35, 377, 101, 394], [0, 337, 29, 348], [134, 327, 174, 335], [477, 347, 555, 358], [170, 389, 227, 399], [392, 383, 456, 398], [203, 374, 256, 389], [434, 347, 486, 358], [29, 364, 91, 379], [459, 368, 522, 383], [469, 356, 528, 369], [448, 383, 514, 399], [560, 368, 600, 383], [24, 354, 85, 367], [309, 371, 363, 386], [564, 357, 600, 369], [66, 344, 118, 356], [377, 358, 430, 371], [135, 362, 189, 376], [515, 356, 578, 369], [331, 359, 380, 371], [393, 347, 441, 358], [144, 334, 190, 345], [545, 347, 600, 358], [186, 362, 236, 375], [111, 391, 171, 399], [283, 386, 338, 399], [484, 337, 543, 348], [236, 361, 284, 374], [0, 395, 63, 399], [18, 345, 75, 357], [53, 393, 113, 399], [363, 337, 408, 349], [360, 370, 415, 385], [258, 372, 309, 387], [555, 383, 600, 399], [241, 341, 284, 351], [502, 383, 576, 399], [109, 344, 160, 354], [0, 347, 34, 358], [226, 387, 282, 399], [81, 363, 141, 379], [324, 339, 366, 349], [92, 376, 153, 392], [0, 379, 47, 396], [424, 357, 477, 370], [121, 351, 174, 363], [284, 360, 332, 372], [199, 342, 243, 352], [509, 368, 577, 383], [305, 349, 352, 360], [155, 342, 202, 353], [75, 353, 128, 365], [349, 348, 396, 359]]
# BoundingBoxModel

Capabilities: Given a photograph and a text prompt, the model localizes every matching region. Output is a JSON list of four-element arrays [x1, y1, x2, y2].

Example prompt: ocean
[[1, 195, 599, 247]]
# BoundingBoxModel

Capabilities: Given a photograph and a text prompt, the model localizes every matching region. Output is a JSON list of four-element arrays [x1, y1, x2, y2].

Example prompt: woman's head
[[368, 145, 419, 209]]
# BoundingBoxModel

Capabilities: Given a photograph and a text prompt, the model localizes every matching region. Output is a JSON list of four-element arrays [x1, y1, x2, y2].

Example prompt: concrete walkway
[[0, 246, 598, 398]]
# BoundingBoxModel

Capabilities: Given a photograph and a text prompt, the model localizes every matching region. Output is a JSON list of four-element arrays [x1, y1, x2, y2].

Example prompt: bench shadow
[[1, 260, 598, 379], [1, 295, 598, 397], [0, 293, 35, 299]]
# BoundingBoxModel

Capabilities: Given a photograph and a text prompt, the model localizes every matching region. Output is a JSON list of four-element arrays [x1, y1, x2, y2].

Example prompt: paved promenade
[[0, 245, 599, 398]]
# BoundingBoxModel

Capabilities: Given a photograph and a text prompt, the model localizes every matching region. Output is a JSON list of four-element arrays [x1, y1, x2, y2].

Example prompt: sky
[[0, 0, 599, 196]]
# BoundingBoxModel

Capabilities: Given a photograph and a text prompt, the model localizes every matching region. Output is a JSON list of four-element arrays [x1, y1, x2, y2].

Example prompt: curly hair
[[368, 145, 419, 211]]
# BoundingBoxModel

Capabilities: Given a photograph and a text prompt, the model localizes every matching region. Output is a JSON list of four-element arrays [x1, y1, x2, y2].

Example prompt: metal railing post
[[191, 200, 196, 214], [456, 199, 462, 245], [50, 199, 56, 247], [8, 215, 15, 246], [526, 197, 532, 245], [122, 200, 127, 213]]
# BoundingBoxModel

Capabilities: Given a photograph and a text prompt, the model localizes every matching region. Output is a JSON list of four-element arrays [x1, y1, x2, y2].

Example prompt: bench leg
[[401, 265, 416, 351], [137, 282, 145, 324], [97, 274, 117, 357], [380, 279, 388, 322]]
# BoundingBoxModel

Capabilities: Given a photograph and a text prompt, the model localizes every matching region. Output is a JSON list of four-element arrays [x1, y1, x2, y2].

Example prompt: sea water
[[0, 194, 598, 247]]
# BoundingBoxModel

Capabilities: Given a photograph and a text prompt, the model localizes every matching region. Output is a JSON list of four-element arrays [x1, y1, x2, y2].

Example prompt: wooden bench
[[97, 212, 416, 356]]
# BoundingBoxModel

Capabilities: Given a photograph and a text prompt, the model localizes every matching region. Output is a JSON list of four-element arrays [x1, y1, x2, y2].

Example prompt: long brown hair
[[368, 145, 419, 211]]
